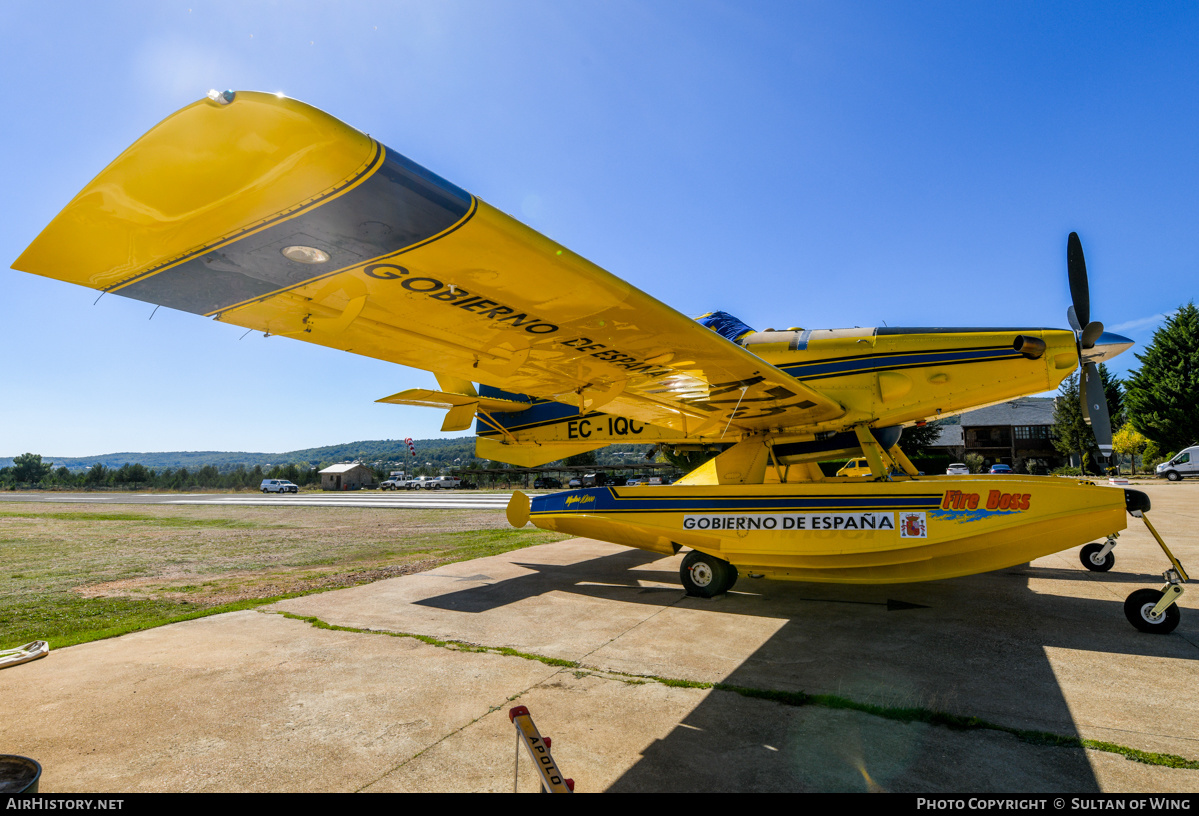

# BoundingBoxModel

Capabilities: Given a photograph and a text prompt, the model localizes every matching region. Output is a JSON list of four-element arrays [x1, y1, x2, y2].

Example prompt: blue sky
[[3, 1, 1196, 457]]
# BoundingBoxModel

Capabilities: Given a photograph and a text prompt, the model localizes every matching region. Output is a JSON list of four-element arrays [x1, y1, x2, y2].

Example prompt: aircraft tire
[[1124, 588, 1180, 634], [680, 550, 737, 598], [1080, 543, 1115, 572]]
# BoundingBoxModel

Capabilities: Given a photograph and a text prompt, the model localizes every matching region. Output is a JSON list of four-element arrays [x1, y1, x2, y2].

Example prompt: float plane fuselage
[[18, 91, 1176, 628]]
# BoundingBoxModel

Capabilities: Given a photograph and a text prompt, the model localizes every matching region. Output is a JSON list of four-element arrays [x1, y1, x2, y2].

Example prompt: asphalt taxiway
[[1, 482, 1196, 792], [0, 489, 512, 510]]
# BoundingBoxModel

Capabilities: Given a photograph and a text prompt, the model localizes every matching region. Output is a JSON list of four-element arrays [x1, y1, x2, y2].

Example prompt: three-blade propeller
[[1066, 232, 1113, 461]]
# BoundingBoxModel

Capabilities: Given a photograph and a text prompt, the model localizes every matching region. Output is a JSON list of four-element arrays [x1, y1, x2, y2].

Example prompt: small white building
[[319, 463, 376, 491]]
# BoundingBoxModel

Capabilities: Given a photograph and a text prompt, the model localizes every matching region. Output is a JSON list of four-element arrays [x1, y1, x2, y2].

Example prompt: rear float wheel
[[680, 550, 738, 598], [1124, 588, 1180, 634], [1080, 542, 1115, 572]]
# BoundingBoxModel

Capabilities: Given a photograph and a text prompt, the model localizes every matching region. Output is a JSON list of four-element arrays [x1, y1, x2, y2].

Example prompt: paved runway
[[0, 490, 514, 510]]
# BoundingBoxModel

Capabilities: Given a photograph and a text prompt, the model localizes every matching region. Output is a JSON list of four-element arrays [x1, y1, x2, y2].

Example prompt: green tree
[[1112, 423, 1148, 474], [1098, 363, 1125, 429], [1125, 302, 1199, 453], [11, 453, 53, 484], [564, 450, 598, 467], [1052, 372, 1101, 473], [84, 463, 109, 486], [900, 421, 947, 457]]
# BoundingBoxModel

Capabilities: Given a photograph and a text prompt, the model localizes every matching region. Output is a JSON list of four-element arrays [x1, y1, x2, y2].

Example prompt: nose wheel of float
[[1113, 510, 1189, 634], [1124, 585, 1182, 634]]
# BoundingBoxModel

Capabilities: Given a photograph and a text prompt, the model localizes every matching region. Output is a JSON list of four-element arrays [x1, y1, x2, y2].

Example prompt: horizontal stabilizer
[[376, 388, 531, 412], [476, 436, 608, 468], [377, 387, 532, 433]]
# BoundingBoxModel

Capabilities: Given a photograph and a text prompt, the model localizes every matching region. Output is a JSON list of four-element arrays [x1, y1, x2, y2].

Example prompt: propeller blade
[[1067, 232, 1090, 328], [1080, 320, 1104, 350], [1081, 362, 1113, 455], [1080, 364, 1091, 424], [1067, 305, 1082, 333]]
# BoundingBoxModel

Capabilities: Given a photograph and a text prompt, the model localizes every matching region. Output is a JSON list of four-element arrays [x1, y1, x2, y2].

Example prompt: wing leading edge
[[15, 91, 844, 438]]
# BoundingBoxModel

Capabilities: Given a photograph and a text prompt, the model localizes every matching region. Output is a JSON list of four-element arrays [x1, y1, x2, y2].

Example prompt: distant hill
[[0, 438, 466, 472], [1, 437, 653, 472]]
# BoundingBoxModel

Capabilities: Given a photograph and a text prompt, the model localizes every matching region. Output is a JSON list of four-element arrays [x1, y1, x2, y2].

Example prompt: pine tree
[[1098, 363, 1125, 429], [1125, 302, 1199, 453], [11, 453, 53, 484], [1052, 373, 1100, 472]]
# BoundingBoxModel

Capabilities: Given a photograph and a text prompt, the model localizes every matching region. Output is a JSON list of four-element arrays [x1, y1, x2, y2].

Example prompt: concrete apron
[[1, 484, 1197, 792]]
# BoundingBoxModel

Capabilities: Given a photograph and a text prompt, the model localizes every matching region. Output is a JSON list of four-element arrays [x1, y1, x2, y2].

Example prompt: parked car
[[423, 476, 461, 489], [1157, 446, 1199, 481], [533, 478, 562, 490], [835, 458, 872, 478], [568, 477, 583, 488], [379, 478, 404, 490], [625, 477, 645, 487], [946, 463, 970, 475], [989, 464, 1013, 475], [260, 479, 298, 494]]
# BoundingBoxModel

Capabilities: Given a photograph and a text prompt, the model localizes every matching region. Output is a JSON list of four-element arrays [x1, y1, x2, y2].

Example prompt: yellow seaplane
[[13, 91, 1188, 632]]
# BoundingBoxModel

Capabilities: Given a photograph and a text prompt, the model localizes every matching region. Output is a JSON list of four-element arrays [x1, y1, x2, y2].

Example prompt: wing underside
[[15, 91, 845, 437]]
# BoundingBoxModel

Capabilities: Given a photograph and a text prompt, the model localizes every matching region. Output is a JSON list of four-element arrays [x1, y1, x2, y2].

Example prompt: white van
[[1157, 446, 1199, 481]]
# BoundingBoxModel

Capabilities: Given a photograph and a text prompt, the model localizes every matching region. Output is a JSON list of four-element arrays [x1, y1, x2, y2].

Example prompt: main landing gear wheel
[[1080, 542, 1115, 572], [1124, 588, 1181, 634], [680, 550, 738, 598]]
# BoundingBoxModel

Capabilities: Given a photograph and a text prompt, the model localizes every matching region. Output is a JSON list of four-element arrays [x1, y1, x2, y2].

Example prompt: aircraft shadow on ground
[[1020, 564, 1170, 584], [413, 549, 675, 613], [415, 548, 1194, 791]]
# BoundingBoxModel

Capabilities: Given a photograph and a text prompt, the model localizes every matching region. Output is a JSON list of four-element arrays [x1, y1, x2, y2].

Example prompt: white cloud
[[1109, 310, 1178, 334]]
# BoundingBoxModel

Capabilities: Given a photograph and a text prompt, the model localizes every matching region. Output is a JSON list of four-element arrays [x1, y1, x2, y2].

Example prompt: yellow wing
[[14, 91, 844, 437]]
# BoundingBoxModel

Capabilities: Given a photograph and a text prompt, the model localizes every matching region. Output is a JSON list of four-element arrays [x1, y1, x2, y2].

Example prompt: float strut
[[1136, 511, 1190, 583], [1096, 533, 1118, 561], [1132, 510, 1189, 617]]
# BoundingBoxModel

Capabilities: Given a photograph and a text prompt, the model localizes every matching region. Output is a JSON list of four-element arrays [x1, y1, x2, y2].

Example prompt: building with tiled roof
[[929, 397, 1062, 472]]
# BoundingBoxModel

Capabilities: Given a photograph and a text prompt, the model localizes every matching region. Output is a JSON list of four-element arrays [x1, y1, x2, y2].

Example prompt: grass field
[[0, 502, 568, 649]]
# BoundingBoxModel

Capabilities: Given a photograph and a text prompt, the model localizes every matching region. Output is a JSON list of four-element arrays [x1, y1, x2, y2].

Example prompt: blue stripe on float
[[529, 487, 944, 515]]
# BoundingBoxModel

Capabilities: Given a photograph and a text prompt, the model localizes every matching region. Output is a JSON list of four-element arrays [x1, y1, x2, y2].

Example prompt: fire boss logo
[[941, 490, 1032, 511]]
